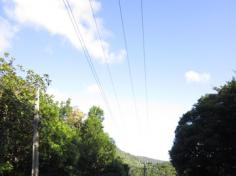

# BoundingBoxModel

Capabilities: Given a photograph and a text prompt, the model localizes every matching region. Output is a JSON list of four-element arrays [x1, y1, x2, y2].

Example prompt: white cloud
[[87, 83, 100, 94], [0, 17, 17, 52], [3, 0, 125, 63], [185, 70, 211, 83]]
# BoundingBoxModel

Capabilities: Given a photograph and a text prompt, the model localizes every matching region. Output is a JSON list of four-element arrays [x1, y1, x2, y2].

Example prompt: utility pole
[[32, 88, 39, 176], [143, 162, 147, 176]]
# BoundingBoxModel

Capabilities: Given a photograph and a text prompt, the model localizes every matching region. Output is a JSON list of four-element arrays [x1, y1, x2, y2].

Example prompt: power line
[[141, 0, 149, 120], [62, 0, 112, 117], [62, 0, 113, 118], [88, 0, 122, 117], [118, 0, 138, 119]]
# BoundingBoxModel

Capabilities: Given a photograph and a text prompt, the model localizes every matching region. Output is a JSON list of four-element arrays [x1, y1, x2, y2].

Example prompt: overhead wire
[[118, 0, 138, 119], [141, 0, 149, 120], [62, 0, 113, 118], [88, 0, 122, 117]]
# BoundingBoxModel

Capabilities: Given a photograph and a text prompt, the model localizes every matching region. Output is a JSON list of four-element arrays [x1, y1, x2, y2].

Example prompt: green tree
[[0, 54, 81, 176], [0, 53, 49, 175], [155, 162, 176, 176], [78, 106, 116, 176], [39, 94, 80, 176], [104, 158, 129, 176], [170, 78, 236, 176], [88, 106, 104, 121], [0, 54, 127, 176], [59, 99, 73, 119]]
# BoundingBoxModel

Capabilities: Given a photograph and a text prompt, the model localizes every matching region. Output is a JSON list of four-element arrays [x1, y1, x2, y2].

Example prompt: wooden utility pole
[[32, 88, 39, 176], [143, 162, 147, 176]]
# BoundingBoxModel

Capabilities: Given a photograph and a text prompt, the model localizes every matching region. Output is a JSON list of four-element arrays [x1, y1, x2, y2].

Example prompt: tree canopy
[[78, 106, 116, 175], [0, 54, 128, 176], [170, 78, 236, 176]]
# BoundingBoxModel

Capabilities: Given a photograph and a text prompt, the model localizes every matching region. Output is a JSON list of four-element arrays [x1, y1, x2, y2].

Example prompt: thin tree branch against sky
[[0, 0, 236, 160]]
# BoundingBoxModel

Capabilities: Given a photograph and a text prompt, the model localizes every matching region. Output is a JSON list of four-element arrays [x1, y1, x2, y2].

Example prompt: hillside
[[116, 149, 176, 176], [116, 148, 163, 167]]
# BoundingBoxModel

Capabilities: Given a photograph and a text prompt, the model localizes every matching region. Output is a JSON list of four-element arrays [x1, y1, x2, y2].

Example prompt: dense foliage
[[0, 53, 47, 175], [0, 54, 127, 176], [125, 162, 176, 176], [170, 79, 236, 176]]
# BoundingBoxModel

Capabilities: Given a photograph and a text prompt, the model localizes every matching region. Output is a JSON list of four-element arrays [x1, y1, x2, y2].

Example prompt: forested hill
[[116, 148, 163, 167], [116, 149, 176, 176]]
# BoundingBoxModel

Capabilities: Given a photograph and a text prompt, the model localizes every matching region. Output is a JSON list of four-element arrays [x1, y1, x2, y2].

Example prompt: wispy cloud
[[3, 0, 125, 63], [185, 70, 211, 83], [0, 17, 17, 52]]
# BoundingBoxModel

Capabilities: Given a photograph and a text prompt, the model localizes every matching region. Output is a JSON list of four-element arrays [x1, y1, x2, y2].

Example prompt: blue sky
[[0, 0, 236, 160]]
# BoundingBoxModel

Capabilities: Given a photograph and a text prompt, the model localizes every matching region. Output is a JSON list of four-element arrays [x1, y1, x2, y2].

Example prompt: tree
[[88, 106, 104, 121], [39, 94, 80, 176], [66, 107, 84, 128], [104, 158, 129, 176], [0, 53, 49, 175], [155, 162, 177, 176], [0, 54, 127, 176], [170, 78, 236, 176], [59, 99, 73, 119], [0, 54, 81, 176], [78, 106, 116, 176]]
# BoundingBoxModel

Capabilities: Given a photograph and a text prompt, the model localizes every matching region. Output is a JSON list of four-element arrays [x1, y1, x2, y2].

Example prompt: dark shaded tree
[[170, 78, 236, 176], [0, 53, 48, 175]]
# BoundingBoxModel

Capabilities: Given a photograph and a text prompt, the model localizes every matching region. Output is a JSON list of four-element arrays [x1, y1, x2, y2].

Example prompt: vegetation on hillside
[[116, 149, 176, 176]]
